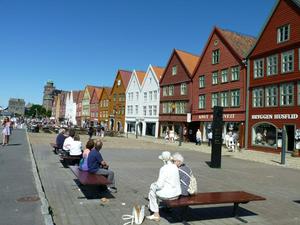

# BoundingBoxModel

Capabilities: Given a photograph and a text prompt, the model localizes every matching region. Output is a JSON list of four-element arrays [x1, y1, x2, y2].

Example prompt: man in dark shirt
[[87, 139, 117, 193], [56, 129, 67, 149]]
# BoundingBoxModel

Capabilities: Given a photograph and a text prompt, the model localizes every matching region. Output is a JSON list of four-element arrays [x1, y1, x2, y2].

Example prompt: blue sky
[[0, 0, 275, 108]]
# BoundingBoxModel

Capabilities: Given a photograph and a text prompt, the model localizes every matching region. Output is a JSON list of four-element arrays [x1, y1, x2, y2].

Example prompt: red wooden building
[[246, 0, 300, 152], [90, 87, 103, 126], [192, 27, 256, 147], [159, 49, 199, 140]]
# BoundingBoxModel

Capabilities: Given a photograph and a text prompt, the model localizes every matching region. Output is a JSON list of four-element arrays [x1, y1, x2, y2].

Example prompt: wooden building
[[192, 27, 256, 147], [98, 87, 112, 129], [108, 70, 132, 131], [90, 87, 103, 127], [246, 0, 300, 152], [76, 91, 84, 127]]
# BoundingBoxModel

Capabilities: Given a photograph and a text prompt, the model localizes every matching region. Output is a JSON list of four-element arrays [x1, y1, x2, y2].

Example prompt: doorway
[[284, 125, 295, 151]]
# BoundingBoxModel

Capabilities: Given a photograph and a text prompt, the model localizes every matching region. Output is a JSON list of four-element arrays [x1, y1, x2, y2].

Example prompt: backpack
[[122, 205, 145, 225], [179, 168, 198, 195]]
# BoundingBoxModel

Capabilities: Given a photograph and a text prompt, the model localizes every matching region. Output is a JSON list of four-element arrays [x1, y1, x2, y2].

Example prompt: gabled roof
[[135, 71, 146, 86], [85, 85, 101, 97], [118, 70, 132, 88], [247, 0, 300, 57], [94, 87, 103, 100], [152, 66, 165, 80], [72, 91, 80, 103], [218, 28, 256, 58], [77, 91, 84, 104], [175, 49, 200, 75], [104, 87, 112, 96]]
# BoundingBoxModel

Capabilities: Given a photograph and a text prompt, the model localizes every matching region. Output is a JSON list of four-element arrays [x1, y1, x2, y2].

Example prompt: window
[[168, 102, 173, 113], [221, 69, 228, 83], [277, 24, 290, 43], [252, 88, 264, 107], [175, 102, 186, 114], [117, 80, 121, 86], [265, 85, 278, 107], [231, 66, 240, 81], [199, 75, 205, 88], [231, 90, 240, 107], [162, 103, 167, 114], [252, 123, 277, 147], [212, 71, 218, 85], [267, 55, 278, 76], [113, 94, 117, 102], [136, 92, 139, 101], [211, 93, 219, 108], [254, 59, 264, 78], [154, 90, 157, 100], [153, 105, 157, 115], [169, 85, 174, 96], [220, 91, 228, 107], [163, 86, 168, 96], [144, 92, 147, 101], [280, 83, 294, 106], [212, 49, 220, 64], [172, 65, 177, 75], [143, 106, 147, 115], [198, 95, 205, 109], [298, 82, 300, 105], [149, 105, 152, 116], [135, 105, 138, 114], [180, 83, 187, 95], [149, 91, 152, 101], [281, 50, 294, 73]]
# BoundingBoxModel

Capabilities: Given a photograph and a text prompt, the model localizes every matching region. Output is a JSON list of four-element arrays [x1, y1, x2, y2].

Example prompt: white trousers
[[148, 183, 160, 213]]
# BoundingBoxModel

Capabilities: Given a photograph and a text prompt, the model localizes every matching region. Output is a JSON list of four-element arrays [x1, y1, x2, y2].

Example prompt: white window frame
[[198, 95, 205, 109], [231, 66, 240, 81], [281, 50, 294, 73], [163, 86, 168, 96], [144, 92, 147, 101], [280, 83, 294, 106], [252, 88, 264, 108], [168, 85, 174, 96], [143, 106, 147, 115], [149, 105, 152, 116], [277, 24, 290, 43], [135, 105, 138, 114], [199, 75, 205, 88], [231, 90, 240, 107], [153, 105, 157, 115], [149, 91, 152, 101], [154, 90, 157, 100], [172, 65, 177, 75], [267, 54, 278, 76], [180, 83, 187, 95], [136, 92, 139, 101], [220, 91, 228, 107], [212, 49, 220, 64], [221, 69, 228, 83], [254, 59, 264, 78], [211, 93, 219, 108], [265, 85, 278, 107], [212, 71, 218, 85]]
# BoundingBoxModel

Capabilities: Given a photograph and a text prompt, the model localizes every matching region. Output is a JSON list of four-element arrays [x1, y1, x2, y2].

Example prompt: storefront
[[248, 113, 300, 152], [146, 122, 156, 136]]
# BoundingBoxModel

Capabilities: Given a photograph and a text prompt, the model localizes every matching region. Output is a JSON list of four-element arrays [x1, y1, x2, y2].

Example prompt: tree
[[25, 104, 50, 118]]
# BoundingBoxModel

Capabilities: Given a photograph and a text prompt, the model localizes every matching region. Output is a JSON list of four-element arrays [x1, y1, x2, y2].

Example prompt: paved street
[[27, 131, 300, 225]]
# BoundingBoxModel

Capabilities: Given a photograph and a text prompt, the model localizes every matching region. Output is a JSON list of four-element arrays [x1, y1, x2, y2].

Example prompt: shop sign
[[251, 114, 298, 120], [198, 114, 235, 120]]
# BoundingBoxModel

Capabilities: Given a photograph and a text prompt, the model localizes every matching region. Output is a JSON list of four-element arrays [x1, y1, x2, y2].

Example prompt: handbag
[[179, 168, 198, 195], [122, 205, 145, 225]]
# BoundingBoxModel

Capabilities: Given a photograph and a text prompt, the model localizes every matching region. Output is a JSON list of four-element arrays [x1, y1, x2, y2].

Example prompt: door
[[284, 125, 295, 152]]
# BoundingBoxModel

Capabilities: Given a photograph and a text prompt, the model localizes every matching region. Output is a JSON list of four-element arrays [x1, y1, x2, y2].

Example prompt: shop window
[[252, 123, 277, 148]]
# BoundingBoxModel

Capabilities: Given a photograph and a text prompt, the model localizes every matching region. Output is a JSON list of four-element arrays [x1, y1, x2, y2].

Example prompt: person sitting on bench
[[172, 152, 192, 196], [146, 151, 181, 221], [68, 134, 83, 165], [87, 139, 117, 193], [79, 139, 95, 171], [62, 129, 75, 155], [56, 128, 67, 150]]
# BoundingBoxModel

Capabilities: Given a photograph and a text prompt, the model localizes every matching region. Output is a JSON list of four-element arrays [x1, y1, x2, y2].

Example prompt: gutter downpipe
[[245, 59, 250, 150]]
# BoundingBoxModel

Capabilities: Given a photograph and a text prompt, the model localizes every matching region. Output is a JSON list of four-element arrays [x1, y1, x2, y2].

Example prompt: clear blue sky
[[0, 0, 275, 108]]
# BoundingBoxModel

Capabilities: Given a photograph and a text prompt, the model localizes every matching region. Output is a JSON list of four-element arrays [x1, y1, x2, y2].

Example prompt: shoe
[[146, 214, 160, 221], [107, 187, 117, 193]]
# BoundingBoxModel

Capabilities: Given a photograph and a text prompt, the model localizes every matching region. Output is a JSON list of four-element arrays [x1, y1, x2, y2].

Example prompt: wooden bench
[[69, 165, 111, 186], [164, 191, 265, 219], [60, 155, 81, 166]]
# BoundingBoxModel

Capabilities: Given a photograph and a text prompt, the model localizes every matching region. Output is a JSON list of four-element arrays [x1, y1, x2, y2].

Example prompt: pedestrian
[[208, 131, 212, 146], [88, 126, 94, 139], [196, 129, 202, 145], [2, 118, 11, 146], [96, 125, 101, 136], [146, 151, 181, 221]]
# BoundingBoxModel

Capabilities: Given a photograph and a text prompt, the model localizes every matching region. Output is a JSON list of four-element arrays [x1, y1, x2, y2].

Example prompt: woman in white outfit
[[146, 151, 181, 221]]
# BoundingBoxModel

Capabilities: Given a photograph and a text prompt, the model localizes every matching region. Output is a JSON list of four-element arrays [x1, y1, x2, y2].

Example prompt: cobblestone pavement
[[29, 132, 300, 225]]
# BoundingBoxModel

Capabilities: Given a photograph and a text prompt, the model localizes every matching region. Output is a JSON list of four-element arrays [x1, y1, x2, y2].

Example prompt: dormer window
[[212, 49, 220, 64], [277, 24, 290, 43], [172, 65, 177, 75]]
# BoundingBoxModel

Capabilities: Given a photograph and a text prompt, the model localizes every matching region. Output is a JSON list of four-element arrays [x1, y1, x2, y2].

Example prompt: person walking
[[208, 131, 212, 146], [2, 117, 11, 146], [88, 126, 94, 139], [196, 129, 202, 145]]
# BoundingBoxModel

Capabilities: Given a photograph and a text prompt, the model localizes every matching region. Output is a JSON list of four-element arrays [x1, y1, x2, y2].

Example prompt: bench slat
[[164, 191, 266, 208], [69, 165, 111, 186]]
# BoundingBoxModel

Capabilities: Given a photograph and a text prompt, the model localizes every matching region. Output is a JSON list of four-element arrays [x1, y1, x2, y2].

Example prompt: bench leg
[[233, 203, 239, 216]]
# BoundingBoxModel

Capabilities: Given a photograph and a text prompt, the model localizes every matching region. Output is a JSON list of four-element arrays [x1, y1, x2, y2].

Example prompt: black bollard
[[281, 129, 286, 165]]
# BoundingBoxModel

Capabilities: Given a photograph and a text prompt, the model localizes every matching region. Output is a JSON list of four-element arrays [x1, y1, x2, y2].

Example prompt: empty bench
[[164, 191, 265, 219], [69, 165, 111, 186]]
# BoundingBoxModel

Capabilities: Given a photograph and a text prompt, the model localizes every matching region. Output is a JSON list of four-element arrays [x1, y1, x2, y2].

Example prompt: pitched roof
[[94, 87, 103, 100], [72, 91, 80, 102], [118, 70, 132, 88], [86, 85, 101, 97], [218, 27, 257, 58], [135, 71, 146, 86], [175, 49, 200, 75], [77, 91, 84, 104], [152, 66, 165, 80], [104, 87, 112, 96]]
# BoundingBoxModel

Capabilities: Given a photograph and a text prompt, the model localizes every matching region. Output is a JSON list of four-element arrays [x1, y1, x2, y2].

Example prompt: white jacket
[[155, 161, 181, 199], [63, 137, 73, 151], [69, 140, 82, 156]]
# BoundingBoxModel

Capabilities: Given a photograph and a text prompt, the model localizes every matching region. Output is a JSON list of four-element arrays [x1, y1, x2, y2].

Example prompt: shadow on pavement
[[161, 205, 256, 223], [293, 200, 300, 204], [73, 179, 115, 200]]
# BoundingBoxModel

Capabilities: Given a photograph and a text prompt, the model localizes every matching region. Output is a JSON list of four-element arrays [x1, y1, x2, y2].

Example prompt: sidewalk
[[125, 134, 300, 170]]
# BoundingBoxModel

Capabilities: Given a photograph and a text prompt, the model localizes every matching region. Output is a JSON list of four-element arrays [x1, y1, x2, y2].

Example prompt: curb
[[25, 130, 54, 225]]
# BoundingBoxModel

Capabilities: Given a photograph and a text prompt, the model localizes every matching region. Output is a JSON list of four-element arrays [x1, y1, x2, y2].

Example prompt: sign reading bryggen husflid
[[246, 0, 300, 152]]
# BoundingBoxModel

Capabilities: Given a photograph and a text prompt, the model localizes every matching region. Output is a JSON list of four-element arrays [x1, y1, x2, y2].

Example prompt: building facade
[[8, 98, 25, 116], [246, 0, 300, 152], [82, 86, 98, 127], [192, 27, 256, 147], [42, 81, 56, 111], [98, 87, 111, 129], [90, 87, 103, 126], [159, 49, 199, 140], [108, 70, 132, 131], [76, 91, 84, 127]]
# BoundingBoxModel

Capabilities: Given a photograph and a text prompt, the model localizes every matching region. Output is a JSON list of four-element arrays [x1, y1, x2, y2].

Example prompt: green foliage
[[25, 104, 50, 118]]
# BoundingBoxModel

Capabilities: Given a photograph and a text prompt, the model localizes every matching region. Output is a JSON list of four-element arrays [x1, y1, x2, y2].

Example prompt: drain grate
[[17, 196, 40, 202]]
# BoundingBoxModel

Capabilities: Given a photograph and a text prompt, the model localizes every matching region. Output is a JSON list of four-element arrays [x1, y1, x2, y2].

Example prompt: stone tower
[[42, 80, 55, 111]]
